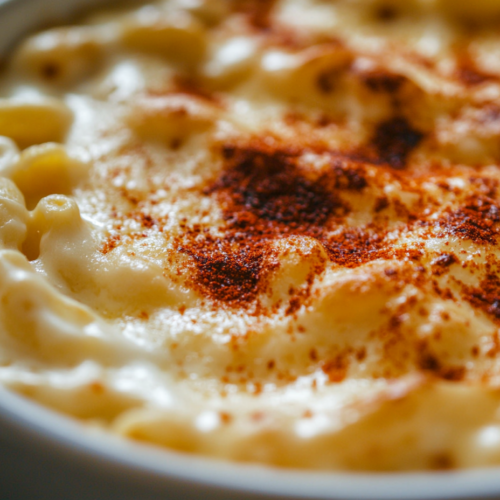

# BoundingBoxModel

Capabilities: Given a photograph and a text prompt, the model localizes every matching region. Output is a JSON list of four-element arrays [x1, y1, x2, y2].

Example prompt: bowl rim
[[0, 0, 500, 498], [2, 386, 500, 500]]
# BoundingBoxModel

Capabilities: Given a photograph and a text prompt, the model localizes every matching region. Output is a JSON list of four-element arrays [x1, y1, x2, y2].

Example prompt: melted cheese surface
[[3, 0, 500, 471]]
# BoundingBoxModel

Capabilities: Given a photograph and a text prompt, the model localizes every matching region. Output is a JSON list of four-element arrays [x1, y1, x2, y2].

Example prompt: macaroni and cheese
[[2, 0, 500, 471]]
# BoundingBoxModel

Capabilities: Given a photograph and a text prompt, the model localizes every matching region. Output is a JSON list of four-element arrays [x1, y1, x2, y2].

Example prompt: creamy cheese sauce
[[3, 0, 500, 471]]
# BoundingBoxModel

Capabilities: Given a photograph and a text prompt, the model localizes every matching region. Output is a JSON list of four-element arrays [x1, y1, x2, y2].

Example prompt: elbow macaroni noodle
[[3, 0, 500, 471]]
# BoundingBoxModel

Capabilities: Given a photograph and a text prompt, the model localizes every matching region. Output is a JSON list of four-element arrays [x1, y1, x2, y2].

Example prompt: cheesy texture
[[3, 0, 500, 471]]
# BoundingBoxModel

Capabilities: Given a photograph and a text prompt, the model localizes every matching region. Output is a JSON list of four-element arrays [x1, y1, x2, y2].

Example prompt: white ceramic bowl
[[0, 1, 500, 498]]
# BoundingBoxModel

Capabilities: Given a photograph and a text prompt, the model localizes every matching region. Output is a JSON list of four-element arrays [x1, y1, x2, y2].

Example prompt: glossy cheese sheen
[[2, 0, 500, 471]]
